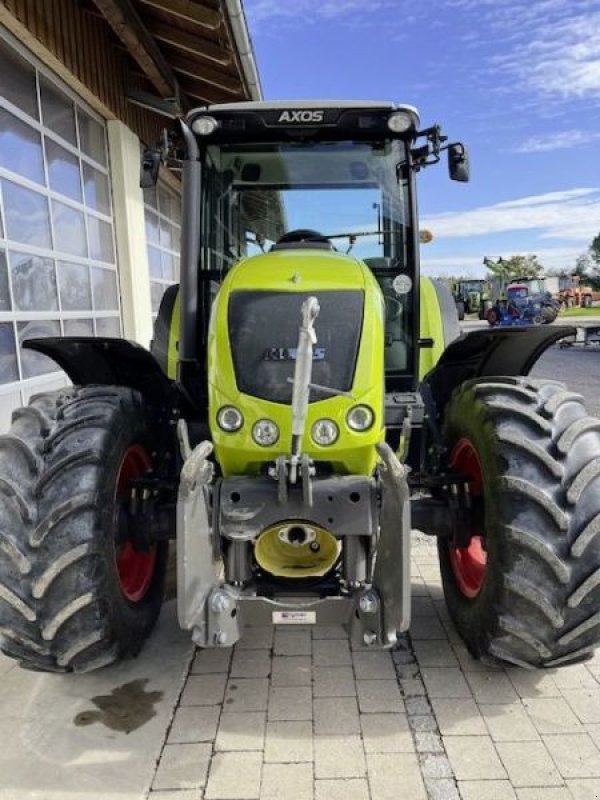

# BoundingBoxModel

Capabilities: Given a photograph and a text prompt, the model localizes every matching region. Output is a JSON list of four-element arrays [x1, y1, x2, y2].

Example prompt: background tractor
[[488, 277, 560, 326], [0, 101, 599, 674], [557, 275, 600, 308], [453, 279, 491, 320]]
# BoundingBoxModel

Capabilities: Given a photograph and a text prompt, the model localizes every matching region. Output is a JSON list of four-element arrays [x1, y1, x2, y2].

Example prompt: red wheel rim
[[448, 438, 487, 598], [115, 445, 156, 603]]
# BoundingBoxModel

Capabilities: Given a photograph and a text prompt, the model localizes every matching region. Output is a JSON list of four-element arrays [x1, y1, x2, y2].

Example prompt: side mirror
[[448, 143, 470, 182], [140, 147, 161, 189]]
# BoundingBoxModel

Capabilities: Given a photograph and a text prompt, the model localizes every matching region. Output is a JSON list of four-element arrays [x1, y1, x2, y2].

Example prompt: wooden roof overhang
[[90, 0, 260, 117]]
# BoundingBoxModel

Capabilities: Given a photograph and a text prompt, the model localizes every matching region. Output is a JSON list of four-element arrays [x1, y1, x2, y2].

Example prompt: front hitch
[[351, 442, 412, 646]]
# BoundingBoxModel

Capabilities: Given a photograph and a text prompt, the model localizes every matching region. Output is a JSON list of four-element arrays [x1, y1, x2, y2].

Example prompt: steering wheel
[[276, 229, 331, 245]]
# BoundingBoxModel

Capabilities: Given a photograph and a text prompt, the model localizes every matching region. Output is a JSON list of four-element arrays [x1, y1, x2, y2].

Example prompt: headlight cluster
[[217, 405, 374, 447], [387, 111, 414, 133], [217, 407, 280, 446], [191, 115, 218, 136]]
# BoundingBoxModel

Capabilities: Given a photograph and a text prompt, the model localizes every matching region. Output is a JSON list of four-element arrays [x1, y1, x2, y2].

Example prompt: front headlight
[[347, 405, 374, 432], [217, 406, 243, 432], [252, 419, 279, 447], [311, 419, 339, 446]]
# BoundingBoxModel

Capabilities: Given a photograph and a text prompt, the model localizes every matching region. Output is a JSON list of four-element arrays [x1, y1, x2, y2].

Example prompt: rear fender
[[419, 278, 461, 380], [421, 325, 576, 421], [24, 337, 173, 410]]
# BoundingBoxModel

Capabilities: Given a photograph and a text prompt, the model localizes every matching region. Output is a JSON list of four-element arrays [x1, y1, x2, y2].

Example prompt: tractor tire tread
[[0, 386, 166, 673], [439, 376, 600, 668]]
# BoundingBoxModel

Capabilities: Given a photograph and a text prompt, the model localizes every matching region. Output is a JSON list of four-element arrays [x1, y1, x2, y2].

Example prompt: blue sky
[[243, 0, 600, 277]]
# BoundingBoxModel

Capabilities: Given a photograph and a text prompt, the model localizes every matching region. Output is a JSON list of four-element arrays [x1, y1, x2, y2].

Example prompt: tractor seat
[[271, 229, 334, 252]]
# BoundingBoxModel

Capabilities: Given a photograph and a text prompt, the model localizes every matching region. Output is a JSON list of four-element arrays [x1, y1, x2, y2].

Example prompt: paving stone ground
[[149, 533, 600, 800]]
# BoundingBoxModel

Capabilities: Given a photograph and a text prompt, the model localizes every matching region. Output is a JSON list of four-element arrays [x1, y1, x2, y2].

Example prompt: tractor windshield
[[201, 139, 415, 378], [202, 140, 411, 271]]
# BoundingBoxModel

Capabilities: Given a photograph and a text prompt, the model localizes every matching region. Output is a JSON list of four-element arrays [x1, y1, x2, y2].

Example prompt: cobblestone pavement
[[148, 533, 600, 800]]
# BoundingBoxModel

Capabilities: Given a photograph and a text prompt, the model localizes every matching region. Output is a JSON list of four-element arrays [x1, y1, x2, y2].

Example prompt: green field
[[559, 306, 600, 318]]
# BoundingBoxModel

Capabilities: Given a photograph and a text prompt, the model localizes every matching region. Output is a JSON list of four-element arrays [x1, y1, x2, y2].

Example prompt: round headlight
[[387, 111, 414, 134], [191, 115, 218, 136], [347, 405, 374, 432], [217, 406, 243, 432], [311, 419, 339, 446], [252, 419, 279, 447]]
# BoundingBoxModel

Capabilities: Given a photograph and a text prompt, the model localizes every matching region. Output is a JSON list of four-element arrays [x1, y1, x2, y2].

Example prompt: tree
[[484, 254, 544, 281], [590, 233, 600, 268], [574, 252, 592, 276]]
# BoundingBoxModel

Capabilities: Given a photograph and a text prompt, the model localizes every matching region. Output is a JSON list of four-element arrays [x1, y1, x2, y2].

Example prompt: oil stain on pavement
[[73, 678, 163, 734]]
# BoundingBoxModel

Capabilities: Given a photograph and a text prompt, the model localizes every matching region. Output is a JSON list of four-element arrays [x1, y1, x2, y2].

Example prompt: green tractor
[[453, 279, 491, 321], [1, 101, 599, 674]]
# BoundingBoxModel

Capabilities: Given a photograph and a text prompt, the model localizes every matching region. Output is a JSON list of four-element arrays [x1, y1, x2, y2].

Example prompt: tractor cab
[[165, 102, 470, 398], [149, 103, 470, 451]]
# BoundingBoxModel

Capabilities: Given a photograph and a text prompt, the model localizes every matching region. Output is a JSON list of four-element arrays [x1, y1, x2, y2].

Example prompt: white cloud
[[422, 188, 600, 242], [522, 11, 600, 101], [245, 0, 402, 26], [448, 2, 600, 110], [514, 130, 600, 153], [422, 246, 585, 278]]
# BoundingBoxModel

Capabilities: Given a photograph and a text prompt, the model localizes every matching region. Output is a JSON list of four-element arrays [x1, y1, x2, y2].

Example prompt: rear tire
[[0, 387, 167, 673], [479, 300, 492, 320], [439, 377, 600, 668], [582, 295, 593, 308], [541, 306, 558, 324]]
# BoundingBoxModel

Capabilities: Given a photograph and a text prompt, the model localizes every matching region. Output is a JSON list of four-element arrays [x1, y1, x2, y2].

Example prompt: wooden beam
[[178, 75, 243, 101], [91, 0, 181, 99], [147, 20, 232, 67], [178, 77, 240, 106], [136, 0, 222, 31], [164, 50, 242, 94]]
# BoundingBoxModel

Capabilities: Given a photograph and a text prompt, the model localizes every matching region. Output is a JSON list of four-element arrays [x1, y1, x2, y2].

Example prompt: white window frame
[[144, 179, 181, 318], [0, 26, 121, 408]]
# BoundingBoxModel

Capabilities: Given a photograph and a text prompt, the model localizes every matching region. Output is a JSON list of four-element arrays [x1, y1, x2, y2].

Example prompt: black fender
[[24, 337, 173, 410], [421, 325, 576, 422]]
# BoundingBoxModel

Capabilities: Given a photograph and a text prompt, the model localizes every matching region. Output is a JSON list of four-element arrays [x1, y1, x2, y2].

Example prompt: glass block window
[[143, 181, 181, 318], [0, 32, 121, 429]]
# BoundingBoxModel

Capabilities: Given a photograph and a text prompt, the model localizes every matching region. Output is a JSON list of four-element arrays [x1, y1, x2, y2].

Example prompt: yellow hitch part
[[254, 523, 340, 579]]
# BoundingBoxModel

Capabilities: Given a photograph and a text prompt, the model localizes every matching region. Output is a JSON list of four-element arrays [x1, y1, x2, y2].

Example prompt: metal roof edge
[[222, 0, 262, 101]]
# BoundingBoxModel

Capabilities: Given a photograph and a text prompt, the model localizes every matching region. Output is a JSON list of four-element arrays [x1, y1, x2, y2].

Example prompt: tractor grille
[[228, 290, 364, 404]]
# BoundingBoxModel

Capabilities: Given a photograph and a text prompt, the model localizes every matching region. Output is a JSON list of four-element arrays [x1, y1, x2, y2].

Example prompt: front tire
[[0, 387, 167, 673], [439, 377, 600, 668]]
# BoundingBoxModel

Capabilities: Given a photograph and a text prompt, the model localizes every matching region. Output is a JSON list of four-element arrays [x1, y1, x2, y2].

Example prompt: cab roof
[[188, 100, 420, 127]]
